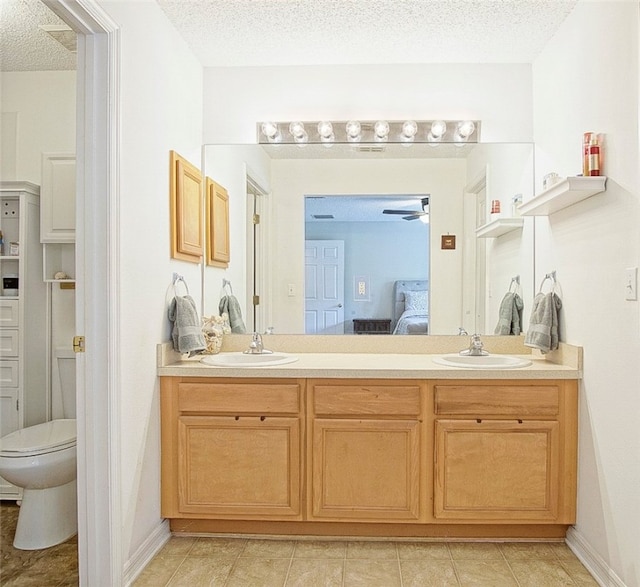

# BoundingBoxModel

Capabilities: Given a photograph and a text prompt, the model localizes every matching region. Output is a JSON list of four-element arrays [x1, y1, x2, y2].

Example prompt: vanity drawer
[[434, 384, 560, 417], [0, 300, 18, 328], [0, 361, 19, 387], [0, 330, 19, 357], [177, 381, 302, 414], [312, 382, 421, 417]]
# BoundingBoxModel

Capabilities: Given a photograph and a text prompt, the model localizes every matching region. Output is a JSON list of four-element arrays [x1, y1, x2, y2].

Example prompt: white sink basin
[[200, 352, 298, 368], [433, 354, 532, 369]]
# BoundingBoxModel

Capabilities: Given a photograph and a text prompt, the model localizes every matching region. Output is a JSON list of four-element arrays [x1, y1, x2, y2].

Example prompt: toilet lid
[[0, 419, 76, 456]]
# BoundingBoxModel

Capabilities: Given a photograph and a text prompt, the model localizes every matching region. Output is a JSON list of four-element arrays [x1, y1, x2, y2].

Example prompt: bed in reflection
[[392, 279, 429, 334]]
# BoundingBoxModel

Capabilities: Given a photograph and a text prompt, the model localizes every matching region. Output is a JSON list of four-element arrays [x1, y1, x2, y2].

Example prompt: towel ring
[[172, 273, 189, 296]]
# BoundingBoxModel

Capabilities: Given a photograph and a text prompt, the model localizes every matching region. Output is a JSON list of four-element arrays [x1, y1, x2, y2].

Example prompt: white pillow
[[404, 290, 428, 312]]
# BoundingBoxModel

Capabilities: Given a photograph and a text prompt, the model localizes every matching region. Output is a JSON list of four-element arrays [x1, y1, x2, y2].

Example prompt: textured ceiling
[[156, 0, 579, 67], [1, 0, 76, 71], [2, 0, 579, 72], [305, 195, 429, 223]]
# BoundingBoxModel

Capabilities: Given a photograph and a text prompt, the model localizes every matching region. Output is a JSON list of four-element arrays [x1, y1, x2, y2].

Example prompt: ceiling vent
[[357, 145, 386, 153], [312, 214, 334, 219], [38, 24, 77, 53]]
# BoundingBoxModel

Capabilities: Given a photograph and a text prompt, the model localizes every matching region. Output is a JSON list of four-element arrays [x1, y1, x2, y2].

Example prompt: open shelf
[[476, 217, 524, 238], [519, 176, 607, 216]]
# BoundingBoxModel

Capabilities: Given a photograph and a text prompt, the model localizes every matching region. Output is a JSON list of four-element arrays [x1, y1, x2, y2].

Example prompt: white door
[[305, 240, 345, 334]]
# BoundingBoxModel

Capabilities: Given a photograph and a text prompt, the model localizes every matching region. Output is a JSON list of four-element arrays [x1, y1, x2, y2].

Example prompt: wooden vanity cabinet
[[161, 375, 578, 537], [307, 379, 425, 522], [161, 377, 305, 520], [430, 381, 578, 524]]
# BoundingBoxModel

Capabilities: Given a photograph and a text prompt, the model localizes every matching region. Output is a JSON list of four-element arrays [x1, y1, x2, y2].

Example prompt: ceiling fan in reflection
[[382, 196, 429, 221]]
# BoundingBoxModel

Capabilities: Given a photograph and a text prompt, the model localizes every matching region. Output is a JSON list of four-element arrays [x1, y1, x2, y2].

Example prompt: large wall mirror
[[202, 142, 535, 336]]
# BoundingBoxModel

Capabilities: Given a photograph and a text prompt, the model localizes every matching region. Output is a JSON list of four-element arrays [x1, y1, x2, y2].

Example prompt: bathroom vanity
[[158, 338, 580, 539]]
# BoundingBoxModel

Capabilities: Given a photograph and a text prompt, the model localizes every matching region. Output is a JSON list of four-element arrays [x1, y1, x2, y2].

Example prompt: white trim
[[123, 520, 171, 586], [43, 1, 122, 584], [566, 527, 628, 587]]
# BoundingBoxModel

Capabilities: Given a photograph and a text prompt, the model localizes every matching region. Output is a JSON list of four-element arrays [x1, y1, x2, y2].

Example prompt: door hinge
[[73, 335, 85, 353], [16, 399, 19, 411], [253, 213, 260, 225], [252, 295, 260, 305]]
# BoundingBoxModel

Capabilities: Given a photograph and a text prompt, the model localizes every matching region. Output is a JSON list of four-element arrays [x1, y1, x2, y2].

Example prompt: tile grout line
[[445, 542, 464, 587], [498, 547, 524, 587]]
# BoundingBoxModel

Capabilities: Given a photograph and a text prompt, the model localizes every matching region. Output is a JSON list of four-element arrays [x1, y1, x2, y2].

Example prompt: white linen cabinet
[[0, 182, 47, 498]]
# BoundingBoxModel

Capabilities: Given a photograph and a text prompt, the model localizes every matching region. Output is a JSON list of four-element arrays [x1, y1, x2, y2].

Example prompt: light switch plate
[[625, 267, 638, 301]]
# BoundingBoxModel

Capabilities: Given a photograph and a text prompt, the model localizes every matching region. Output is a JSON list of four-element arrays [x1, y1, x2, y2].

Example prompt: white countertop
[[157, 351, 581, 380]]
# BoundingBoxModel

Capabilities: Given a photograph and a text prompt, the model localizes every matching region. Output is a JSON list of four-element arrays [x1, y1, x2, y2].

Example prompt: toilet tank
[[52, 348, 76, 419]]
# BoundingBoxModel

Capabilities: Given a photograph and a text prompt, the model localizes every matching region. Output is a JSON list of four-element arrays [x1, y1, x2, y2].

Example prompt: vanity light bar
[[257, 120, 481, 145]]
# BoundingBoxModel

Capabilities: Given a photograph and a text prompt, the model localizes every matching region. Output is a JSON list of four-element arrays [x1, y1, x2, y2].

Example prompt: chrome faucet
[[243, 332, 273, 354], [459, 333, 489, 356]]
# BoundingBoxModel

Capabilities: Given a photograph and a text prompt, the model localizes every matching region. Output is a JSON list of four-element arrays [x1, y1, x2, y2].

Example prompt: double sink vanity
[[158, 335, 581, 540]]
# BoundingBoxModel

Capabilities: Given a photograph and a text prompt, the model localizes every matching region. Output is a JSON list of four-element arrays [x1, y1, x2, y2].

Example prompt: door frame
[[44, 1, 121, 583]]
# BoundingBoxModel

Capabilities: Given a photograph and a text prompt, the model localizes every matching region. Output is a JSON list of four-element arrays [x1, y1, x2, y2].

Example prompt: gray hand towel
[[219, 295, 246, 333], [524, 292, 562, 353], [168, 295, 207, 355], [494, 292, 524, 335]]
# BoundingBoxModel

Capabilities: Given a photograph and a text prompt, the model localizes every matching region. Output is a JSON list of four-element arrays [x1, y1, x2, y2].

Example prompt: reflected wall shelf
[[519, 176, 607, 216], [476, 217, 524, 238]]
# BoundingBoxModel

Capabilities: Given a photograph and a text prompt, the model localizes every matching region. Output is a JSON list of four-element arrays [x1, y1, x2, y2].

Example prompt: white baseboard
[[123, 519, 171, 586], [565, 527, 628, 587]]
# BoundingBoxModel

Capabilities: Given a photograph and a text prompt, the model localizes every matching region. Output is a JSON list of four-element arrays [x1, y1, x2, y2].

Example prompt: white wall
[[97, 0, 204, 567], [0, 71, 76, 182], [532, 2, 639, 586], [202, 64, 533, 144]]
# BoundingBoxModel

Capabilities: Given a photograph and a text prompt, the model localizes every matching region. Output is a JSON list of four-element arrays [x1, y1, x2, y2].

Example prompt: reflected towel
[[168, 295, 206, 355], [219, 295, 246, 334], [494, 292, 524, 335], [524, 292, 562, 353]]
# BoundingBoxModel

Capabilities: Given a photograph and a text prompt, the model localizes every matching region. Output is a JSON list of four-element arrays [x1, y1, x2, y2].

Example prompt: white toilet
[[0, 349, 77, 550]]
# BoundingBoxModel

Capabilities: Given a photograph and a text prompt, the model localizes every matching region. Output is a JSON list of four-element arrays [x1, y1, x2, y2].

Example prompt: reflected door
[[305, 240, 345, 334]]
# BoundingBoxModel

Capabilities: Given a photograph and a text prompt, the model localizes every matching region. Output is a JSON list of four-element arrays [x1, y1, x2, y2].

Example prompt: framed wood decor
[[169, 150, 203, 263], [205, 177, 230, 267]]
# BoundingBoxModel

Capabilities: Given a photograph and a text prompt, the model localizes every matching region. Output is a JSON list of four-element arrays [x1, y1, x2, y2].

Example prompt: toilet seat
[[0, 419, 76, 457]]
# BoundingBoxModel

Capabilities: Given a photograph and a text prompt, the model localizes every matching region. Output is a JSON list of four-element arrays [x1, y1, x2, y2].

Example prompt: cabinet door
[[41, 153, 76, 242], [0, 386, 21, 496], [177, 415, 301, 519], [311, 418, 421, 521], [434, 419, 559, 521]]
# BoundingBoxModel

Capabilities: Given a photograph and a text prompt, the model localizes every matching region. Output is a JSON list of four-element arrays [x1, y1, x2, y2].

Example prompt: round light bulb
[[430, 120, 447, 139], [457, 120, 475, 139], [293, 130, 308, 144], [261, 122, 279, 139], [374, 120, 389, 140], [288, 121, 305, 139], [345, 120, 361, 141], [401, 120, 418, 139], [317, 121, 334, 139]]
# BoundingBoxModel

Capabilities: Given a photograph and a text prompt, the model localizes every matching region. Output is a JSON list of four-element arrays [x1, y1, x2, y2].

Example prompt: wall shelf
[[519, 176, 607, 216], [476, 217, 524, 238]]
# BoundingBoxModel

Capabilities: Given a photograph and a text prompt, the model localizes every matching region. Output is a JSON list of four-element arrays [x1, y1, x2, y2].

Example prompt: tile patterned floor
[[0, 501, 79, 586], [1, 500, 599, 586], [133, 536, 600, 587]]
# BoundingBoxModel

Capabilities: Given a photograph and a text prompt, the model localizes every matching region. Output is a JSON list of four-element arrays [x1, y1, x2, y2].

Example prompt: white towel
[[524, 292, 562, 353], [219, 295, 246, 334], [494, 292, 524, 335], [168, 295, 207, 355]]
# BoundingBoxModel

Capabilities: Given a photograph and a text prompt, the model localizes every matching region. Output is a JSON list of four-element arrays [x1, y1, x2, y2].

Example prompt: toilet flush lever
[[73, 336, 85, 353]]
